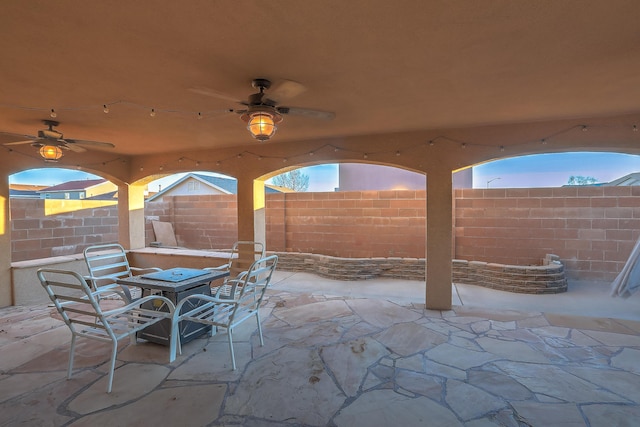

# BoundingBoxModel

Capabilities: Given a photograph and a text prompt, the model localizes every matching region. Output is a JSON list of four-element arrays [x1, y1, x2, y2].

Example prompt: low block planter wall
[[273, 252, 568, 294], [273, 252, 424, 281], [452, 259, 568, 294]]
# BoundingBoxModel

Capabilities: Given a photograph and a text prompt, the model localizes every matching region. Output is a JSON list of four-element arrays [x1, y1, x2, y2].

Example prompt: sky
[[472, 152, 640, 188], [8, 152, 640, 190], [8, 164, 341, 192]]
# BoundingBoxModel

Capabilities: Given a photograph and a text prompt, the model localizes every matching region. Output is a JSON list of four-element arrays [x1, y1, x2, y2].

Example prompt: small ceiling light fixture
[[240, 79, 283, 142], [39, 144, 63, 162]]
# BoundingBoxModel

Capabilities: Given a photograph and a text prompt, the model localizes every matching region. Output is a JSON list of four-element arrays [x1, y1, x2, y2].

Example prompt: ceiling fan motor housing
[[38, 129, 64, 140]]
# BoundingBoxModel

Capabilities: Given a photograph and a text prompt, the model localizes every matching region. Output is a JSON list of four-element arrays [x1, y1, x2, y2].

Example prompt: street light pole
[[487, 177, 501, 188]]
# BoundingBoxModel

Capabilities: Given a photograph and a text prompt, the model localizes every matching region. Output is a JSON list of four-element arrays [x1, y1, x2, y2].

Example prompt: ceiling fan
[[1, 120, 115, 160], [191, 78, 335, 141]]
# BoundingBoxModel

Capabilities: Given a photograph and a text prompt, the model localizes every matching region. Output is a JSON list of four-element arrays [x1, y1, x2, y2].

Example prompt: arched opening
[[453, 151, 640, 304], [8, 167, 120, 262], [472, 152, 640, 188]]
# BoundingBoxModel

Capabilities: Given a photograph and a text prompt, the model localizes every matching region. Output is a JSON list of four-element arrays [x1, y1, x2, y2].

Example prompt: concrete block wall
[[10, 186, 640, 283], [274, 252, 566, 293], [455, 186, 640, 281], [269, 190, 426, 258], [11, 199, 118, 262], [452, 258, 567, 294], [144, 195, 238, 250], [273, 252, 426, 280]]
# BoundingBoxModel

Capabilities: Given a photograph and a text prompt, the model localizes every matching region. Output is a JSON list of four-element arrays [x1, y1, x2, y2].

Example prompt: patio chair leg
[[106, 341, 118, 393], [170, 317, 182, 359], [67, 334, 77, 379], [228, 329, 236, 370], [256, 312, 264, 347]]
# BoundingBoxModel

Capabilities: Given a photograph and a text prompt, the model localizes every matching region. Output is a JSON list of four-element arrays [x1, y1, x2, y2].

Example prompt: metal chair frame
[[38, 268, 176, 393], [170, 255, 278, 369], [83, 243, 161, 302]]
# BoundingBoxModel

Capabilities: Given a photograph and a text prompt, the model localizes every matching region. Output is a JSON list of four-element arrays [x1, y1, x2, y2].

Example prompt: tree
[[272, 169, 310, 191], [567, 175, 598, 186]]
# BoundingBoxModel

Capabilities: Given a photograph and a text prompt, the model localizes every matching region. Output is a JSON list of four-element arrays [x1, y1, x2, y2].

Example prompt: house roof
[[603, 172, 640, 186], [85, 190, 118, 200], [39, 179, 107, 193], [147, 173, 285, 201], [10, 184, 48, 192]]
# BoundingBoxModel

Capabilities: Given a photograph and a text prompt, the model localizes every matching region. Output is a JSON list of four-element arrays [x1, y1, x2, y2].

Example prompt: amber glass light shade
[[39, 145, 63, 161], [247, 112, 277, 141]]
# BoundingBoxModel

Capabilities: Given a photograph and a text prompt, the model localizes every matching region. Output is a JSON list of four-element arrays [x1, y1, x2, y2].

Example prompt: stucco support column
[[118, 183, 147, 250], [236, 177, 266, 245], [0, 180, 11, 307], [426, 168, 453, 310]]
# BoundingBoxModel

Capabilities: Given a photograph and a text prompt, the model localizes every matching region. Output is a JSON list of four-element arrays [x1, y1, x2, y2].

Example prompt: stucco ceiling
[[1, 1, 640, 158]]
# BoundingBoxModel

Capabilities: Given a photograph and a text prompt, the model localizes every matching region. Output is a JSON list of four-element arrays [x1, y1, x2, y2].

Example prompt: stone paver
[[1, 284, 639, 426]]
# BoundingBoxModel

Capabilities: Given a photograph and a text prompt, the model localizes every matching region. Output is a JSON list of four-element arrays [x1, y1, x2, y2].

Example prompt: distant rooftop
[[40, 179, 107, 192], [602, 172, 640, 186]]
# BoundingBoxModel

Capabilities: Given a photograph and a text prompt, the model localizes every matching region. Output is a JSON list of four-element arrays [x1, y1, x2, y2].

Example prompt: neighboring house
[[9, 184, 47, 199], [38, 179, 118, 200], [147, 173, 288, 202], [338, 164, 473, 191], [602, 172, 640, 186], [560, 172, 640, 187]]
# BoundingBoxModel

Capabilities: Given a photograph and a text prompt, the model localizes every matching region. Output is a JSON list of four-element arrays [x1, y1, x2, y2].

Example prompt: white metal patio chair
[[84, 243, 162, 303], [205, 241, 265, 296], [170, 254, 278, 369], [38, 268, 177, 393]]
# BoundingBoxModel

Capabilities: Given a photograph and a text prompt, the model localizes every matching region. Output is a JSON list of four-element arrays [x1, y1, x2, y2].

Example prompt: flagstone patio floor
[[1, 271, 639, 426]]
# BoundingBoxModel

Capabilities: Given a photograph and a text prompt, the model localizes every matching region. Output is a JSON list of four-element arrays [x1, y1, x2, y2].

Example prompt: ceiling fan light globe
[[39, 144, 63, 161], [248, 112, 277, 141]]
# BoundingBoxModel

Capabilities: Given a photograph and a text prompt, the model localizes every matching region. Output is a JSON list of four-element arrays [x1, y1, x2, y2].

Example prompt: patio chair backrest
[[38, 268, 115, 339], [207, 241, 265, 281], [173, 254, 278, 369], [84, 243, 133, 286], [226, 254, 278, 323], [228, 241, 266, 279], [84, 243, 158, 302], [37, 268, 176, 393]]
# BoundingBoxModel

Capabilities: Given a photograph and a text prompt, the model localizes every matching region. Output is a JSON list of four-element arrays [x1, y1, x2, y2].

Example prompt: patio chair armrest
[[83, 274, 116, 285], [103, 294, 176, 317], [212, 277, 246, 299], [88, 281, 134, 302], [130, 266, 162, 275], [204, 264, 230, 272], [174, 293, 238, 315]]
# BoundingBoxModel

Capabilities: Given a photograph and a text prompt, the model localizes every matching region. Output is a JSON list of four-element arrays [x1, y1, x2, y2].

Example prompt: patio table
[[117, 268, 229, 346]]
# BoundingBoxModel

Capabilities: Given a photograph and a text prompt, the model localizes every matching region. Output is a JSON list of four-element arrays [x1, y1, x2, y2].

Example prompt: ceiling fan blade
[[63, 143, 87, 153], [65, 139, 116, 149], [268, 79, 307, 102], [2, 139, 37, 146], [188, 86, 244, 104], [278, 106, 336, 121], [1, 130, 39, 143]]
